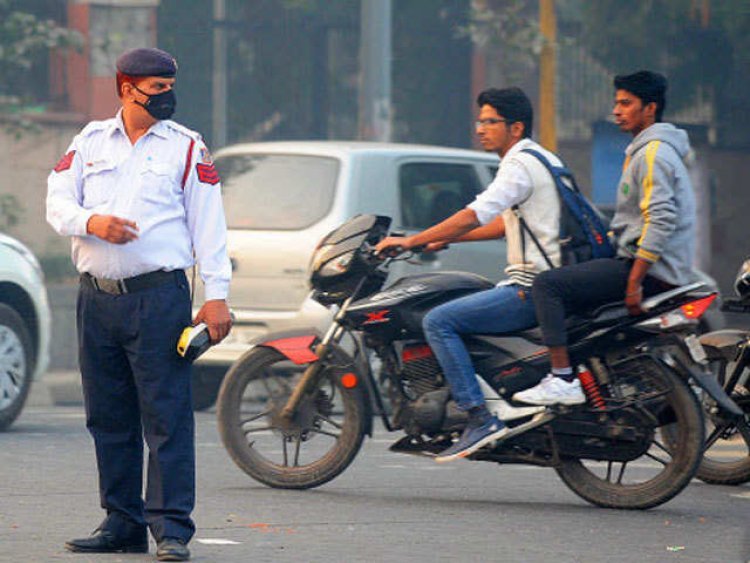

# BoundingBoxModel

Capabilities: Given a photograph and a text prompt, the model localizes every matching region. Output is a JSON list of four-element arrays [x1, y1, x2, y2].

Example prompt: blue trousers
[[423, 283, 537, 411], [77, 272, 195, 542]]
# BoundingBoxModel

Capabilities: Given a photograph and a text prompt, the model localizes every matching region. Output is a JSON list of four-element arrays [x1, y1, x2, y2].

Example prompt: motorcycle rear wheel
[[555, 364, 703, 509], [217, 346, 366, 489]]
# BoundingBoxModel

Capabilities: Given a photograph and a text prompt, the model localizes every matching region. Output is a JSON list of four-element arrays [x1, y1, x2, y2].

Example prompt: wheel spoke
[[309, 427, 341, 439], [704, 425, 725, 449], [616, 462, 627, 484], [282, 437, 289, 466], [317, 414, 343, 430], [651, 439, 672, 456], [606, 461, 613, 482], [645, 451, 670, 466], [293, 437, 301, 467], [240, 409, 272, 425]]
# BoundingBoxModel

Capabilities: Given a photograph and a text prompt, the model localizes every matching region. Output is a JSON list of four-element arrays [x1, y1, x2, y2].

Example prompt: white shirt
[[468, 138, 562, 286], [46, 111, 231, 301]]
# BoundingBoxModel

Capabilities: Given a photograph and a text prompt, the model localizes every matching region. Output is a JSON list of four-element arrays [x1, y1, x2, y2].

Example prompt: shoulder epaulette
[[79, 119, 114, 137], [163, 120, 203, 142]]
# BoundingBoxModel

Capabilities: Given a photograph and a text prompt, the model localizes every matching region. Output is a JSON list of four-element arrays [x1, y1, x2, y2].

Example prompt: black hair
[[614, 71, 668, 122], [476, 87, 533, 138]]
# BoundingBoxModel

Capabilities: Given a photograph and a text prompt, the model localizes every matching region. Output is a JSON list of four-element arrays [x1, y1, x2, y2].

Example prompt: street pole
[[539, 0, 557, 152], [358, 0, 392, 142], [212, 0, 227, 148]]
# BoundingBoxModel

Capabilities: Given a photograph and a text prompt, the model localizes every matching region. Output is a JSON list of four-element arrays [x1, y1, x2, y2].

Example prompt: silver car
[[0, 233, 51, 429]]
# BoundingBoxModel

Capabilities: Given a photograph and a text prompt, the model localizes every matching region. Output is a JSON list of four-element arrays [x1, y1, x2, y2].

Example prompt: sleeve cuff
[[204, 280, 230, 301], [636, 247, 660, 263], [466, 201, 492, 226], [76, 210, 95, 236]]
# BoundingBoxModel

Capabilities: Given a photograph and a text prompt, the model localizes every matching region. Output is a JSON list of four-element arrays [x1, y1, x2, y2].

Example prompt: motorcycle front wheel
[[555, 361, 704, 509], [217, 346, 367, 489]]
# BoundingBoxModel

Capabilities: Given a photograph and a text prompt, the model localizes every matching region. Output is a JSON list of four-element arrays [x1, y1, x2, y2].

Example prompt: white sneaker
[[513, 374, 586, 406]]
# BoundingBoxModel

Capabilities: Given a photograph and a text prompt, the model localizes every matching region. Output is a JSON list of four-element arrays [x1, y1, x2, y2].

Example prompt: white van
[[190, 141, 506, 408]]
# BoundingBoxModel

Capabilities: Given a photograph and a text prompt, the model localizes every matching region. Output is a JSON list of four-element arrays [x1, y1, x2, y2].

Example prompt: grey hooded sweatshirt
[[610, 123, 696, 287]]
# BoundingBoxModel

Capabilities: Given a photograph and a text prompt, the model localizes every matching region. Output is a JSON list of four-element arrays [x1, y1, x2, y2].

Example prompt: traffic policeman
[[46, 47, 232, 562]]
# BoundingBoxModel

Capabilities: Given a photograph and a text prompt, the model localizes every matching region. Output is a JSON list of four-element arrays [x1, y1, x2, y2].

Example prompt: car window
[[487, 165, 498, 178], [399, 162, 483, 230], [216, 154, 339, 230]]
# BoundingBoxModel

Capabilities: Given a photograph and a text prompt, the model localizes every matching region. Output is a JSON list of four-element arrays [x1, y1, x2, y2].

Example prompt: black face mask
[[133, 84, 176, 120]]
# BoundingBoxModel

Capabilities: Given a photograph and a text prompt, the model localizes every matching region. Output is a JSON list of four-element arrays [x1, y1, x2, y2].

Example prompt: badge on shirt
[[199, 147, 213, 164], [196, 162, 220, 185], [53, 150, 76, 173]]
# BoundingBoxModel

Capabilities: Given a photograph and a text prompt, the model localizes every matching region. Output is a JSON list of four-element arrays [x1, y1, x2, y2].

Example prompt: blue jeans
[[423, 283, 537, 411]]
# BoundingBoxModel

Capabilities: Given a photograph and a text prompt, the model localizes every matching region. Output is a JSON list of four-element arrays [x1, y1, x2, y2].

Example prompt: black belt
[[81, 270, 183, 295]]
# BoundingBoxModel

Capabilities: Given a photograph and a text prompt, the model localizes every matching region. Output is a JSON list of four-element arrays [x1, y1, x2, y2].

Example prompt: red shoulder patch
[[196, 162, 220, 185], [53, 150, 76, 173]]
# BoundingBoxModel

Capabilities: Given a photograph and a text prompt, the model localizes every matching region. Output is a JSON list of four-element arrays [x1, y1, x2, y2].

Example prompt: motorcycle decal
[[263, 335, 318, 364], [364, 310, 390, 324], [368, 283, 429, 303]]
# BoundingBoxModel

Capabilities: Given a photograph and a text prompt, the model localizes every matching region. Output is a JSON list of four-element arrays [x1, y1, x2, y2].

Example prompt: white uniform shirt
[[468, 138, 562, 286], [46, 110, 231, 301]]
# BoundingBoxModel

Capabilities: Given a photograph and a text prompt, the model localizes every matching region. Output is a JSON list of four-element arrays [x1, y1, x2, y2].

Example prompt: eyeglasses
[[475, 118, 508, 128]]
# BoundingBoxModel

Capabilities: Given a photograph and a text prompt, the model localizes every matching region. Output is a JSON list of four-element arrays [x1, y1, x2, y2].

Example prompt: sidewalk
[[27, 370, 83, 408]]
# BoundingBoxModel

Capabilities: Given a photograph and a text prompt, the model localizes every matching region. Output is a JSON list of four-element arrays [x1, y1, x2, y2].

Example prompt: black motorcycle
[[683, 259, 750, 485], [217, 215, 742, 509]]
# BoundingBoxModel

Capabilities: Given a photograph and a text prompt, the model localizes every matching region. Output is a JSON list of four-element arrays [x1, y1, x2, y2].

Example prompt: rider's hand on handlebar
[[375, 235, 413, 258], [424, 241, 450, 253]]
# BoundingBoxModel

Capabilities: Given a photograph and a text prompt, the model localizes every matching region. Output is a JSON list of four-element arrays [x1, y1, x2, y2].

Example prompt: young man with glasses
[[376, 87, 565, 462]]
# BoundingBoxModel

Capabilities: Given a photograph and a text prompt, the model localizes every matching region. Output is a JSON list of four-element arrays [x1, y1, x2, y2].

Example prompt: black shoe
[[157, 538, 191, 561], [64, 528, 148, 553]]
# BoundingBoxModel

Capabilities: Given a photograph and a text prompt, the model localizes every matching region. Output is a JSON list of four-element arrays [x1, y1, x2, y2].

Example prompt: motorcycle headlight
[[319, 250, 355, 277]]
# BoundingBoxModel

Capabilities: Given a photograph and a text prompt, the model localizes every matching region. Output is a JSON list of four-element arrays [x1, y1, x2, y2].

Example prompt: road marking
[[730, 491, 750, 500], [196, 538, 241, 545]]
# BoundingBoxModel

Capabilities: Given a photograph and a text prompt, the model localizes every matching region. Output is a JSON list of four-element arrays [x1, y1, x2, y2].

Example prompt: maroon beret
[[116, 47, 178, 77]]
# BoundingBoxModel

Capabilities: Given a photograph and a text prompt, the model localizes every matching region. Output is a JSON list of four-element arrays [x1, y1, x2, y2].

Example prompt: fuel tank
[[344, 271, 494, 339]]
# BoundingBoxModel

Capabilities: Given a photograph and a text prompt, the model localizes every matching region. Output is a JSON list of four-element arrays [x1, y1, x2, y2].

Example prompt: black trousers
[[531, 257, 673, 347], [77, 271, 194, 542]]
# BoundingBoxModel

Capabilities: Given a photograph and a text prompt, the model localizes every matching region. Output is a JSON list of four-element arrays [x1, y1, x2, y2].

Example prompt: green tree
[[0, 0, 81, 132]]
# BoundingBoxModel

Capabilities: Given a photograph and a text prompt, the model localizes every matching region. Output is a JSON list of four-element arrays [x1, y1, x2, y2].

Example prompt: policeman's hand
[[194, 299, 232, 343], [625, 285, 645, 316], [375, 236, 413, 257], [87, 214, 139, 244]]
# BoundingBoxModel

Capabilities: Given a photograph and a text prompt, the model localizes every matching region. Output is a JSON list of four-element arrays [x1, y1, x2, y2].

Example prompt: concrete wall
[[0, 121, 84, 259]]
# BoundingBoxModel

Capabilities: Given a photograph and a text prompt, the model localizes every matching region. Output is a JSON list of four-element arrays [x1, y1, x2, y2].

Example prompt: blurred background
[[0, 0, 748, 298]]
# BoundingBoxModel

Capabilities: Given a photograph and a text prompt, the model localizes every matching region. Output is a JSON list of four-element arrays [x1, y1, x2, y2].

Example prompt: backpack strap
[[513, 206, 555, 270], [520, 148, 581, 192]]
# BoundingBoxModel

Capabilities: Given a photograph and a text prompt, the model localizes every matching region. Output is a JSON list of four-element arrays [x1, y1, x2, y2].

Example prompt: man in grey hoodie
[[514, 70, 697, 406]]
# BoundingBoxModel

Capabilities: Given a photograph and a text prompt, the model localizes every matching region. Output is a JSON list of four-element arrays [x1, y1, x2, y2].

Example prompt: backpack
[[514, 148, 615, 268]]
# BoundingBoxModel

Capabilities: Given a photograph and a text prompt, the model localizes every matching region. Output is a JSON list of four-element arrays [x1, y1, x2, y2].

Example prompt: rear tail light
[[680, 294, 717, 319], [650, 293, 717, 329]]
